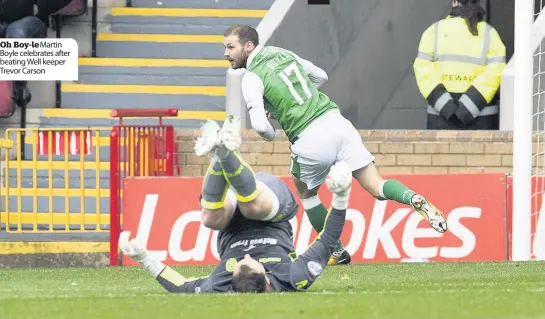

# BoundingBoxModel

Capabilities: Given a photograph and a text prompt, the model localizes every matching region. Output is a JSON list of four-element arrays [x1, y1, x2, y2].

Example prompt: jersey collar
[[246, 44, 264, 68]]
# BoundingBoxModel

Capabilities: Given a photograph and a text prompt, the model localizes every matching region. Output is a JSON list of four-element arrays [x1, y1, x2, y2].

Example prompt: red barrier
[[109, 109, 177, 266], [116, 173, 509, 266]]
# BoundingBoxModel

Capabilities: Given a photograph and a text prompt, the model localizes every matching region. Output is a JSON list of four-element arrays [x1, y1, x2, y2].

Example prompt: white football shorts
[[289, 109, 375, 190]]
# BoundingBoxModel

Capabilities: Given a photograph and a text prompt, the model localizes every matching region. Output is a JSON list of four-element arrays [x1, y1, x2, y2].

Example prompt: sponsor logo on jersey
[[231, 238, 278, 252]]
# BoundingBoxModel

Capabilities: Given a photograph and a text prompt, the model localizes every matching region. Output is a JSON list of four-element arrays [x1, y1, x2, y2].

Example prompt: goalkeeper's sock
[[156, 266, 189, 292], [302, 195, 344, 251], [379, 180, 416, 205], [216, 145, 258, 203], [140, 254, 166, 278], [200, 155, 229, 209]]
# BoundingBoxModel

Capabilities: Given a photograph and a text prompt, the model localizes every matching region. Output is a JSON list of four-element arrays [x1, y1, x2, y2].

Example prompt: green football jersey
[[247, 46, 338, 142]]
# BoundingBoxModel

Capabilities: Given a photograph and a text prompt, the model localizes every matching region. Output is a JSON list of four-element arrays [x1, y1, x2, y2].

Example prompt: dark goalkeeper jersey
[[155, 174, 346, 293]]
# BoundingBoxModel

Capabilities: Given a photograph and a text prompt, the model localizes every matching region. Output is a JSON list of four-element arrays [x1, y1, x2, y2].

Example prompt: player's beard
[[232, 51, 249, 69], [240, 51, 249, 68]]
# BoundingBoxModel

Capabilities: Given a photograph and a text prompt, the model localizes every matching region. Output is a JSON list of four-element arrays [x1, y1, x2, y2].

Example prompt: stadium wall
[[263, 0, 516, 130], [175, 129, 513, 176], [264, 0, 452, 129]]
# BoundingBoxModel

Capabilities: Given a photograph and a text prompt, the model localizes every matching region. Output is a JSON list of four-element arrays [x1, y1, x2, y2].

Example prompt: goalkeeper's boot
[[118, 231, 148, 263], [328, 248, 351, 266], [194, 120, 221, 157], [410, 195, 447, 233], [219, 115, 242, 151]]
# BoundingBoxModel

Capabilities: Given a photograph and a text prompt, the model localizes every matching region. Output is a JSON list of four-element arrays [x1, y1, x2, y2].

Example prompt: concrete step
[[129, 0, 274, 9], [1, 210, 110, 231], [32, 108, 225, 128], [0, 232, 109, 241], [20, 108, 224, 162], [7, 127, 111, 162], [5, 167, 110, 189], [96, 33, 224, 59], [78, 58, 228, 86], [60, 83, 225, 110], [32, 108, 225, 129], [2, 194, 110, 214], [21, 144, 111, 162], [108, 7, 264, 35]]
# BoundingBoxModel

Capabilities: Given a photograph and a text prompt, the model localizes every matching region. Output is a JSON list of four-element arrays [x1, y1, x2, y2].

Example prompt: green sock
[[302, 196, 344, 251], [381, 180, 416, 205], [200, 155, 229, 210]]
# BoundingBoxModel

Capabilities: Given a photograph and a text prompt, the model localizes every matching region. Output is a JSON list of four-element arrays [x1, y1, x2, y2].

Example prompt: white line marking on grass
[[0, 286, 155, 292], [308, 287, 545, 295]]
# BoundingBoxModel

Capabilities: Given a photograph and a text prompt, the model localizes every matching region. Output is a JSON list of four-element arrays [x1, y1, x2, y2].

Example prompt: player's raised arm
[[288, 51, 328, 89], [118, 231, 211, 293], [287, 162, 351, 291], [241, 71, 276, 141]]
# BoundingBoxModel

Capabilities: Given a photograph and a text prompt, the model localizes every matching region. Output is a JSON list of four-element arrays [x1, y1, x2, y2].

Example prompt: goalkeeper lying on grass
[[119, 116, 351, 293]]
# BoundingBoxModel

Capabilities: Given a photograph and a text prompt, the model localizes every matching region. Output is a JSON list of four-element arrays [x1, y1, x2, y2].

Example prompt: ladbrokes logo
[[120, 174, 510, 266], [290, 205, 481, 262]]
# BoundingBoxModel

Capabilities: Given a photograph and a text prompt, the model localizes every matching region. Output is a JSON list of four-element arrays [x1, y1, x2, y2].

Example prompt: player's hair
[[457, 0, 485, 36], [231, 265, 268, 293], [224, 25, 259, 46]]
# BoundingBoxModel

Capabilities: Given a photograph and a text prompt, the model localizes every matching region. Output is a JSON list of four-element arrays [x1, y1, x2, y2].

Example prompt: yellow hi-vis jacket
[[413, 15, 506, 124]]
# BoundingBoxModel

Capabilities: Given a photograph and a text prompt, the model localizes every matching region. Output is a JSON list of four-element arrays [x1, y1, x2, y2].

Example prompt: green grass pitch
[[0, 261, 544, 319]]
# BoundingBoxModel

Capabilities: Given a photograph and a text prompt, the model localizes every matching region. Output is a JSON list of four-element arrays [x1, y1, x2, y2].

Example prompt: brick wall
[[175, 130, 514, 176]]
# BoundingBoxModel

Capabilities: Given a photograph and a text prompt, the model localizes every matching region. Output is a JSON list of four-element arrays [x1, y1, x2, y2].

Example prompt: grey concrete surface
[[22, 145, 112, 161], [0, 232, 109, 241], [80, 65, 228, 77], [265, 0, 511, 129], [109, 16, 262, 35], [489, 0, 513, 63], [2, 196, 110, 214], [129, 0, 274, 9], [25, 6, 113, 109], [5, 169, 109, 188], [78, 64, 228, 86], [266, 0, 451, 129], [38, 116, 215, 128], [0, 253, 109, 268], [79, 73, 226, 86], [97, 40, 225, 59], [61, 91, 225, 110]]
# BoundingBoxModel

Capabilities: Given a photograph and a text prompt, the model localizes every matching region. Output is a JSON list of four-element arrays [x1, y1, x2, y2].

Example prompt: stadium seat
[[52, 0, 87, 16], [40, 0, 88, 33]]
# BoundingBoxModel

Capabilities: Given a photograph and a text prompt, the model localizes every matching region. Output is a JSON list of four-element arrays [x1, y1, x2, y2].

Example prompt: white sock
[[302, 195, 321, 210], [140, 255, 166, 278], [378, 180, 387, 200]]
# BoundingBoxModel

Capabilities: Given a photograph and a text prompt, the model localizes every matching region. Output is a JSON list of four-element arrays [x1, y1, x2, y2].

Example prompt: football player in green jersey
[[219, 25, 447, 266]]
